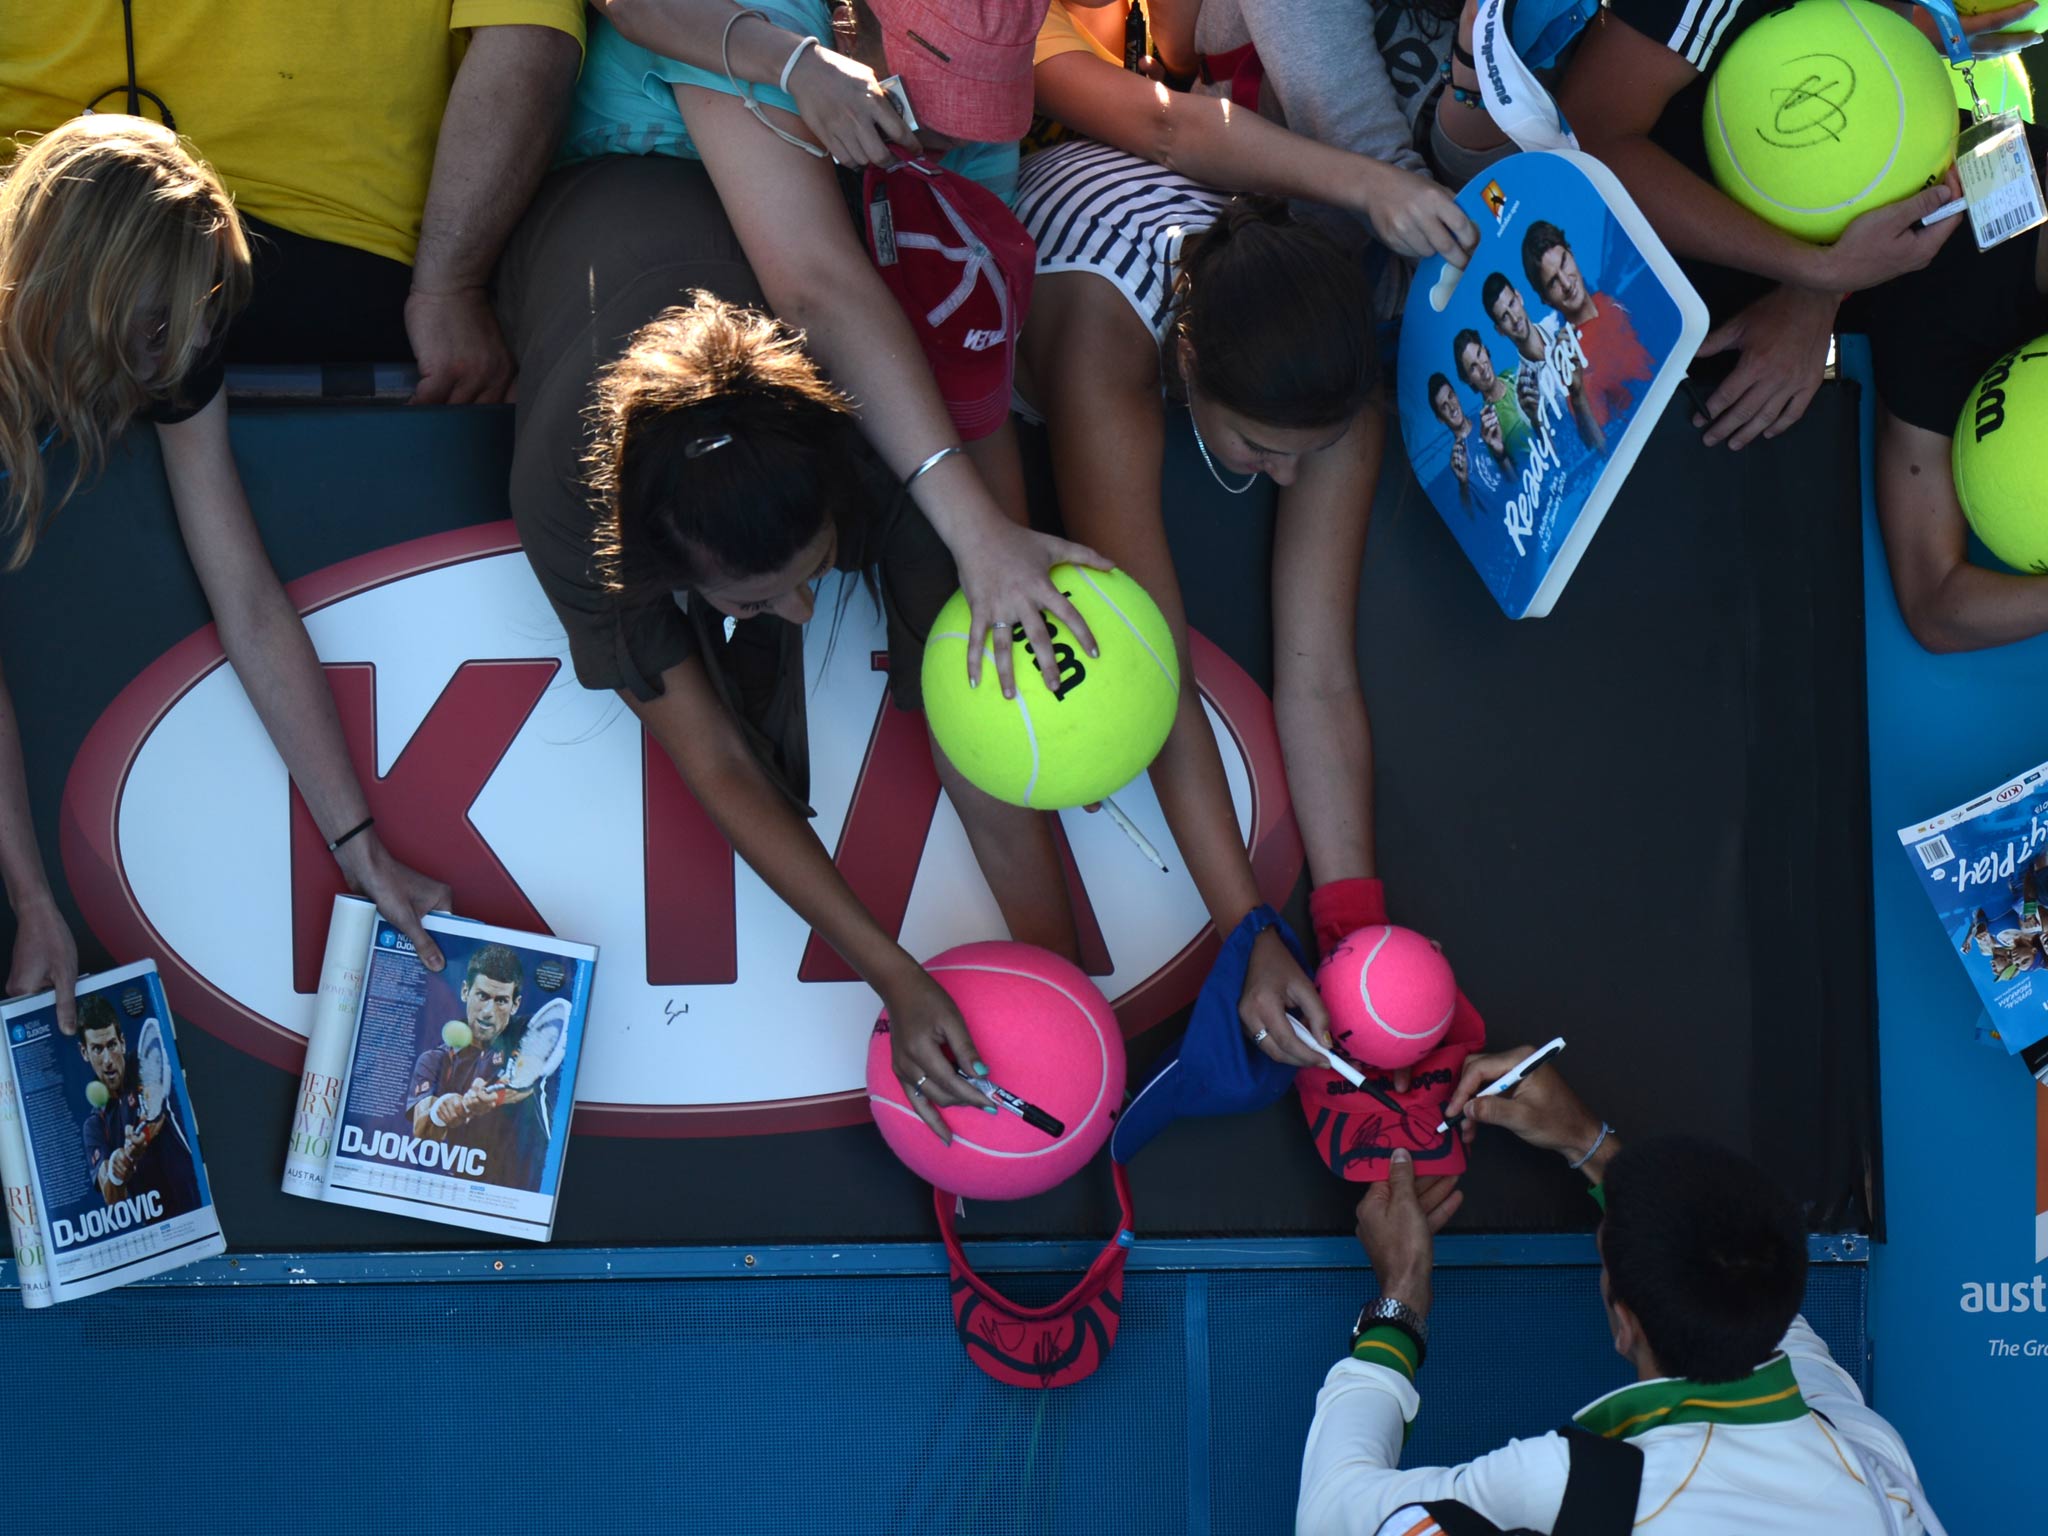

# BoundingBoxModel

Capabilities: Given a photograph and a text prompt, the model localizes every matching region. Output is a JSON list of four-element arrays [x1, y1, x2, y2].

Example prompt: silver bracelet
[[1568, 1121, 1612, 1172], [721, 7, 827, 160], [903, 444, 964, 489], [778, 34, 821, 94]]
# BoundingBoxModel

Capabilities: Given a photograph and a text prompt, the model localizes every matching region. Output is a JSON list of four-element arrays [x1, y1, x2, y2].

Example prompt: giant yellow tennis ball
[[922, 565, 1179, 809], [1703, 0, 1957, 243], [85, 1081, 109, 1109], [1954, 337, 2048, 573]]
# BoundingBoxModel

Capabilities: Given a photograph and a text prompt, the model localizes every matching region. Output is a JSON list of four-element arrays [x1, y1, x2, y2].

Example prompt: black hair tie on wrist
[[327, 816, 375, 853], [1451, 39, 1477, 69]]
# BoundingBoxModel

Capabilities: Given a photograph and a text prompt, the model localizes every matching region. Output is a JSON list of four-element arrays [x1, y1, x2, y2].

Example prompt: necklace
[[1188, 408, 1259, 495]]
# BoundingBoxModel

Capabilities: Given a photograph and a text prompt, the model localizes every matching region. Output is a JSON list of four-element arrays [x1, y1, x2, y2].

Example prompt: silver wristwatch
[[1352, 1295, 1429, 1366]]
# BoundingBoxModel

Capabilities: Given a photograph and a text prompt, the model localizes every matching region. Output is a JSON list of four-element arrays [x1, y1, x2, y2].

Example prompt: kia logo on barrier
[[60, 524, 1301, 1137], [1998, 783, 2026, 805]]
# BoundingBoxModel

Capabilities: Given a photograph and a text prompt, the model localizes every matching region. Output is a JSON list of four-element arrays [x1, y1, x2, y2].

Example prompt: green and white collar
[[1573, 1354, 1809, 1440]]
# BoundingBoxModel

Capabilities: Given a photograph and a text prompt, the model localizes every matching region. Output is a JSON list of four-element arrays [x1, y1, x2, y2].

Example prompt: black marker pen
[[956, 1069, 1064, 1138]]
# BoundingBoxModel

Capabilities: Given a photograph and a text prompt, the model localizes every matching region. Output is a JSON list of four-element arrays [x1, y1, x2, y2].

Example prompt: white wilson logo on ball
[[62, 525, 1302, 1136]]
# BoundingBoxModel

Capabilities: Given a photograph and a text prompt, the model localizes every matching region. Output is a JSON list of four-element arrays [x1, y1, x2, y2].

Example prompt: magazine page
[[1898, 760, 2048, 1056], [0, 1035, 53, 1308], [0, 961, 225, 1305], [281, 894, 379, 1199], [320, 915, 597, 1243]]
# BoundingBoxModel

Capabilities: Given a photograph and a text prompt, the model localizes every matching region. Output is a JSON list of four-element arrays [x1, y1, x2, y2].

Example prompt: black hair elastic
[[327, 816, 375, 853]]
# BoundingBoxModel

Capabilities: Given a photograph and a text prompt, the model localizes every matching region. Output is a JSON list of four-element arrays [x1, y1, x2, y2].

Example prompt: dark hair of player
[[587, 291, 895, 592], [1427, 372, 1455, 412], [1481, 271, 1514, 320], [76, 993, 121, 1042], [1167, 195, 1378, 431], [1520, 220, 1570, 294], [1600, 1136, 1808, 1383], [464, 944, 523, 997], [1453, 328, 1487, 378]]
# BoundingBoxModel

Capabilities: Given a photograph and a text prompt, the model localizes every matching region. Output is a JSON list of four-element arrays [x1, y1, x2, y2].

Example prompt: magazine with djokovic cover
[[296, 909, 597, 1242], [0, 960, 225, 1307], [1395, 149, 1707, 619], [1898, 759, 2048, 1059]]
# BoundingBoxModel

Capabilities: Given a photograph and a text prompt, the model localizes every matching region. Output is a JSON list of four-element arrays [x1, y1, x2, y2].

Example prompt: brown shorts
[[495, 154, 958, 808]]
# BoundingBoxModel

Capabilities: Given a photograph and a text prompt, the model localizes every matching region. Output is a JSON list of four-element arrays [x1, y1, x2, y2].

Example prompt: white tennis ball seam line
[[1013, 689, 1043, 806], [1356, 929, 1457, 1040], [868, 1094, 1090, 1157], [1071, 568, 1179, 691], [1709, 0, 1921, 217]]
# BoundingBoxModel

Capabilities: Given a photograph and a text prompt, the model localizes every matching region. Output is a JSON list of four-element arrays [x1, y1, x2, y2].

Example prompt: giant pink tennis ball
[[1318, 924, 1456, 1070], [866, 940, 1125, 1200]]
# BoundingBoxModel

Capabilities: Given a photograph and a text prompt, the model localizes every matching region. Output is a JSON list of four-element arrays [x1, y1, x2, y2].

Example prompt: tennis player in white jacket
[[1298, 1046, 1942, 1536]]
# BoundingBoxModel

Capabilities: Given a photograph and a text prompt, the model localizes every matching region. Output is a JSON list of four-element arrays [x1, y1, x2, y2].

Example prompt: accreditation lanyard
[[1923, 0, 2048, 251]]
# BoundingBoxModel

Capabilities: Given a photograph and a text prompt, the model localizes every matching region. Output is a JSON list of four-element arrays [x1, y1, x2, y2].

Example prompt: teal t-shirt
[[559, 9, 1020, 203]]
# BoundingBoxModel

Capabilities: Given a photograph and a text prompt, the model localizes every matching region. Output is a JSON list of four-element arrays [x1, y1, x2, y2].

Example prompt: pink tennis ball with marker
[[1317, 924, 1456, 1070], [865, 941, 1125, 1201]]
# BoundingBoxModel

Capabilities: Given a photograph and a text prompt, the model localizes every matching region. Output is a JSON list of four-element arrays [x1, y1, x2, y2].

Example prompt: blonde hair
[[0, 116, 251, 569]]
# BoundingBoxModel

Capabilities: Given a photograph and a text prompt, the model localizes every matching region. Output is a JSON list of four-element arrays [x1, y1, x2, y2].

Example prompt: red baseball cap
[[869, 0, 1048, 145], [861, 155, 1034, 442]]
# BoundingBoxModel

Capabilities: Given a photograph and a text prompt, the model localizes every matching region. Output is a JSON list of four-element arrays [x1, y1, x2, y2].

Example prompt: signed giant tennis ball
[[922, 565, 1179, 809], [1703, 0, 1957, 242], [1317, 925, 1457, 1070], [85, 1081, 109, 1109], [441, 1020, 473, 1051], [866, 941, 1123, 1200], [1954, 338, 2048, 573]]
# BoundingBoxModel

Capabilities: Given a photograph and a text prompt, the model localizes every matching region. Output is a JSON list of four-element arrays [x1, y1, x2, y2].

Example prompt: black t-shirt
[[1867, 118, 2048, 437], [1600, 0, 1795, 317]]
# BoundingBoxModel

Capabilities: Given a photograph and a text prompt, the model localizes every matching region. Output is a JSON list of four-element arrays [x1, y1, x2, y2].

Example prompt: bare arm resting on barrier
[[408, 22, 584, 406]]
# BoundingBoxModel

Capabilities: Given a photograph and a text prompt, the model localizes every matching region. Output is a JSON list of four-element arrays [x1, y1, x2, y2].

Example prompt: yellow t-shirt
[[0, 0, 584, 267], [1034, 1, 1128, 68]]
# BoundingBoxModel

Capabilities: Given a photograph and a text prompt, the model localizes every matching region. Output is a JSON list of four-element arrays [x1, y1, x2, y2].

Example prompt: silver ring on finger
[[1250, 1028, 1269, 1044], [911, 1074, 928, 1096]]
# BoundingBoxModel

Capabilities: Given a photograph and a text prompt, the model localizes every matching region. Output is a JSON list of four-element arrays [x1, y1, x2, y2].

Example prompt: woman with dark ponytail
[[1014, 190, 1390, 1071]]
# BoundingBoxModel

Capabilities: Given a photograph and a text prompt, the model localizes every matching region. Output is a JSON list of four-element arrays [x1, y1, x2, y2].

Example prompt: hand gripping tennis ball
[[1317, 925, 1456, 1071], [866, 941, 1125, 1200], [1703, 0, 1957, 243], [1954, 338, 2048, 573], [922, 565, 1179, 809]]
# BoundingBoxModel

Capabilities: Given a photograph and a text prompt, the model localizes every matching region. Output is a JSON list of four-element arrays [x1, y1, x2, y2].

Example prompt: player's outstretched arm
[[631, 656, 993, 1142], [154, 398, 454, 970]]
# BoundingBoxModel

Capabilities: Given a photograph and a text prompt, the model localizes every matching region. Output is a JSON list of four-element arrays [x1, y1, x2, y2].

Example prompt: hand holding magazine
[[283, 897, 598, 1243]]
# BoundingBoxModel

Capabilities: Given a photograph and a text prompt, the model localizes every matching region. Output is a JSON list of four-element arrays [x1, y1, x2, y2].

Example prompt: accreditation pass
[[1956, 112, 2047, 252]]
